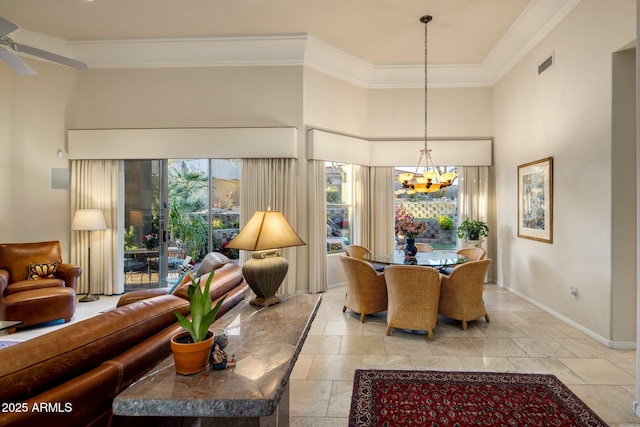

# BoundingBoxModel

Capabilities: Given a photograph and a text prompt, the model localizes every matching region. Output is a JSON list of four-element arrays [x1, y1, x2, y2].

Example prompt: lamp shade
[[72, 209, 107, 231], [226, 211, 305, 251]]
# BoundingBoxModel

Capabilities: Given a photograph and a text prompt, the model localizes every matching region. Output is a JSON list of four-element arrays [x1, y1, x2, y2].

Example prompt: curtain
[[307, 160, 327, 293], [352, 165, 370, 248], [70, 160, 123, 295], [240, 158, 299, 296], [457, 166, 489, 247], [369, 167, 395, 255]]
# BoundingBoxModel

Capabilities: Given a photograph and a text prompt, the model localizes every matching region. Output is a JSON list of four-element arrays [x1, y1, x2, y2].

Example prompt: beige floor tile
[[559, 358, 636, 385], [553, 322, 591, 338], [512, 337, 579, 358], [300, 335, 342, 355], [361, 354, 412, 368], [307, 354, 362, 380], [567, 385, 639, 423], [291, 354, 314, 379], [410, 355, 464, 370], [559, 338, 634, 359], [459, 356, 517, 371], [610, 358, 637, 377], [475, 322, 525, 338], [438, 319, 487, 337], [512, 310, 562, 324], [307, 319, 326, 335], [481, 311, 522, 323], [323, 319, 364, 336], [469, 337, 529, 357], [383, 333, 433, 356], [507, 357, 587, 384], [362, 321, 388, 336], [339, 335, 386, 355], [290, 379, 333, 417], [428, 337, 482, 357], [326, 380, 354, 418], [514, 323, 571, 338]]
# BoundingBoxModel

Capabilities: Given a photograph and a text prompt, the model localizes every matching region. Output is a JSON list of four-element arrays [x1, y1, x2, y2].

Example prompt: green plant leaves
[[174, 268, 227, 343]]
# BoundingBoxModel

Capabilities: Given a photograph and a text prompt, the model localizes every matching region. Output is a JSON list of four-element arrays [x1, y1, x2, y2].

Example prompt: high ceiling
[[0, 0, 577, 84]]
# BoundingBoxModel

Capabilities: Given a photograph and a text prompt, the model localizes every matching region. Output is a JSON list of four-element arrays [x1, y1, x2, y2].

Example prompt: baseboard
[[493, 282, 636, 350]]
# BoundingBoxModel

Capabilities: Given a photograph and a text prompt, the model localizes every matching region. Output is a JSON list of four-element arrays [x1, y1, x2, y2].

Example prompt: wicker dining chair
[[345, 245, 371, 259], [384, 265, 441, 340], [340, 256, 388, 323], [456, 246, 486, 261], [438, 259, 492, 330], [397, 242, 434, 252]]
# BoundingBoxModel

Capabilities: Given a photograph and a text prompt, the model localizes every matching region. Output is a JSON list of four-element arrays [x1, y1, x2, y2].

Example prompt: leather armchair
[[0, 241, 82, 331], [0, 241, 82, 291]]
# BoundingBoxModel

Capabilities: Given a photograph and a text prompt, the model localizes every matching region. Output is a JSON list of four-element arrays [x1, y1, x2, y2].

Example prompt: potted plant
[[456, 218, 489, 247], [171, 270, 226, 375]]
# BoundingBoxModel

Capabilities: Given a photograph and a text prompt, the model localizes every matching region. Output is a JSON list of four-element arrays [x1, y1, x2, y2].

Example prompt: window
[[326, 162, 353, 252], [393, 166, 458, 250]]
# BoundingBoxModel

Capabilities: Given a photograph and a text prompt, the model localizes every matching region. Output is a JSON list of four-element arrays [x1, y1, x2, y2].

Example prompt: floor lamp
[[72, 209, 107, 302]]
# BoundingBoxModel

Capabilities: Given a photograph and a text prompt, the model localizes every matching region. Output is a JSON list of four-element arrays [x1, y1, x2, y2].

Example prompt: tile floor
[[289, 283, 640, 426], [4, 284, 640, 425]]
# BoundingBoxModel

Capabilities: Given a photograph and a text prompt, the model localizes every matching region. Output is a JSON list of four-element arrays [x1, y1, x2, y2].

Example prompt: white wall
[[0, 59, 76, 256], [367, 87, 493, 138], [493, 0, 636, 341]]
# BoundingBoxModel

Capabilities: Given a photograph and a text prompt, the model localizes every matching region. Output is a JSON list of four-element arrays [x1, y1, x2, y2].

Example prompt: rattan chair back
[[456, 247, 486, 261], [439, 259, 492, 330], [345, 245, 371, 260], [384, 265, 441, 340], [340, 256, 388, 323]]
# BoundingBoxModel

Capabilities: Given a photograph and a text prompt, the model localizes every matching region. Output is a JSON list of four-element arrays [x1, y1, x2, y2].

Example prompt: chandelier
[[397, 15, 456, 193]]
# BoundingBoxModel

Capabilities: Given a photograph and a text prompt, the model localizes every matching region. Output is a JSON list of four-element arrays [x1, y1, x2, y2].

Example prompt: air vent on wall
[[538, 53, 553, 75]]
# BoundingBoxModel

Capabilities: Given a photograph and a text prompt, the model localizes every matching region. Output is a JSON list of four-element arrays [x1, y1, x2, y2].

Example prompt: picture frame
[[517, 157, 553, 243]]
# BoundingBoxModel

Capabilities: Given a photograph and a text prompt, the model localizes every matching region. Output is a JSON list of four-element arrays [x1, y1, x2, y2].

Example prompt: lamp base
[[242, 249, 289, 307], [79, 293, 100, 302]]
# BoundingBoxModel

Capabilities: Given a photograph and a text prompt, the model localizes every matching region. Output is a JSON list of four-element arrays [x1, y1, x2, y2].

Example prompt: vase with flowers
[[394, 204, 426, 257], [142, 232, 158, 250]]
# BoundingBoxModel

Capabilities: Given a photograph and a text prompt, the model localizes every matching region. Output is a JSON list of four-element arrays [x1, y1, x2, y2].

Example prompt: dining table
[[364, 249, 468, 271]]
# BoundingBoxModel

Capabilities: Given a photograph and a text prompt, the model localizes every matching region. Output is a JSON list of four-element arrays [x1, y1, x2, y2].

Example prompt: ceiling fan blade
[[14, 43, 88, 70], [0, 48, 36, 75], [0, 17, 19, 38]]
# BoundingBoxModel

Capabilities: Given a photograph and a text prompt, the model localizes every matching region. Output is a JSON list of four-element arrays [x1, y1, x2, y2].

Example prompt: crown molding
[[482, 0, 581, 85], [10, 1, 576, 88]]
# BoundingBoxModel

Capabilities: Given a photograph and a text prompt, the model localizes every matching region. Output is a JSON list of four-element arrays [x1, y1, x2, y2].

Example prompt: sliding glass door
[[123, 159, 241, 289]]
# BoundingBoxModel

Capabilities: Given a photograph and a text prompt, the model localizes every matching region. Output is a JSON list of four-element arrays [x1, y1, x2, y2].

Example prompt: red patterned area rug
[[349, 369, 608, 427]]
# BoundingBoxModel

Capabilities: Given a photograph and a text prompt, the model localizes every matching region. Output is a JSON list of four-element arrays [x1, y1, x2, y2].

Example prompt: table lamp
[[226, 210, 306, 307], [72, 209, 107, 302]]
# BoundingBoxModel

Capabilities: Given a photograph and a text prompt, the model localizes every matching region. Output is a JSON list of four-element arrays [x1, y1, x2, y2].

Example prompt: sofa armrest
[[117, 288, 170, 307], [56, 263, 83, 290]]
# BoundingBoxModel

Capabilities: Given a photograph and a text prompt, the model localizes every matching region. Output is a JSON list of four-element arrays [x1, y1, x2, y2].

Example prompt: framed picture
[[517, 157, 553, 243]]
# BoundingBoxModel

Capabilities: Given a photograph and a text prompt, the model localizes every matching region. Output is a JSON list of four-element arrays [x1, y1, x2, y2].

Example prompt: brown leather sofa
[[0, 241, 82, 332], [0, 252, 248, 427]]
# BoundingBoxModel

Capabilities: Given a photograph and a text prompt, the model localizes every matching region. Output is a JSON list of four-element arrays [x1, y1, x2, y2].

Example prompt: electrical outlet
[[570, 287, 578, 300]]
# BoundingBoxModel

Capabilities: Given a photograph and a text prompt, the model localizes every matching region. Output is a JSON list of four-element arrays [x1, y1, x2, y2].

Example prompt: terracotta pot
[[170, 331, 215, 375]]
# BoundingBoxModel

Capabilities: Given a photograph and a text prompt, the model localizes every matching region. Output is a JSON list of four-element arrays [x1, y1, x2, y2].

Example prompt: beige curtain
[[307, 160, 327, 293], [70, 160, 123, 295], [240, 158, 299, 296], [369, 167, 395, 255], [457, 166, 489, 247], [352, 165, 370, 248]]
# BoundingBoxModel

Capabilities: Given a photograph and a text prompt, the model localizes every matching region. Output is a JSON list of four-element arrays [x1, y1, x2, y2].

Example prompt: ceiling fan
[[0, 16, 87, 75]]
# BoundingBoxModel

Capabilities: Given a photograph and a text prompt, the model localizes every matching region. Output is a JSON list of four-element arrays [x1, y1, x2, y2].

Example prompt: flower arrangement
[[394, 204, 426, 238], [142, 232, 158, 249]]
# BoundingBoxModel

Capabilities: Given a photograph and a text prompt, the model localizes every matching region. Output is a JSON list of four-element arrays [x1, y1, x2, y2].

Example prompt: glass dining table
[[364, 249, 468, 271]]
